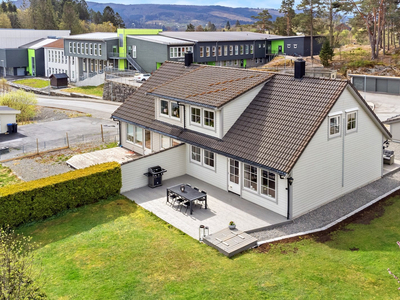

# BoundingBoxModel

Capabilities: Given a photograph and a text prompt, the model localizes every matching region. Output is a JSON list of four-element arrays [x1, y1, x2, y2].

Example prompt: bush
[[0, 162, 121, 228], [0, 90, 38, 122]]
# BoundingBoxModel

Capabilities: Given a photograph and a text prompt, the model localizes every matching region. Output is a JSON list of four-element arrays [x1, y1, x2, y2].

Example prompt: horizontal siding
[[390, 123, 400, 142], [292, 87, 383, 217], [222, 84, 264, 136], [241, 176, 287, 217], [121, 145, 186, 192], [185, 144, 227, 190]]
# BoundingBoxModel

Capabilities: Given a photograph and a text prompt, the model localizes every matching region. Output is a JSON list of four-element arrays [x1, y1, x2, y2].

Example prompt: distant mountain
[[86, 3, 284, 30]]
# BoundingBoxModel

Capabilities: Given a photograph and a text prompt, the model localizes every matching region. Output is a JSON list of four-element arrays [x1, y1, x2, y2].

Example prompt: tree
[[273, 16, 288, 35], [186, 23, 195, 31], [29, 0, 57, 29], [235, 20, 240, 27], [0, 90, 38, 122], [0, 12, 11, 28], [319, 40, 335, 66], [0, 226, 46, 299], [195, 24, 204, 31], [251, 9, 273, 33], [279, 0, 296, 36], [102, 6, 116, 25], [225, 20, 230, 30], [205, 21, 216, 31], [75, 0, 89, 21], [297, 0, 324, 60], [59, 1, 83, 34]]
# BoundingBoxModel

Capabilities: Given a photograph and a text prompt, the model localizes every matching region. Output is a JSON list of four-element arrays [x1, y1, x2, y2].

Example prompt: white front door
[[228, 158, 240, 194]]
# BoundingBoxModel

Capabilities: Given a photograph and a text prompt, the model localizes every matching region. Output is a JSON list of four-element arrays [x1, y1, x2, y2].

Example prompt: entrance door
[[144, 130, 151, 155], [228, 158, 240, 194]]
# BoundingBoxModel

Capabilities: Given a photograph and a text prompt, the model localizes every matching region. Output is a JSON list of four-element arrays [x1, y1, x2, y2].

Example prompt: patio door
[[228, 158, 240, 195], [144, 130, 151, 155]]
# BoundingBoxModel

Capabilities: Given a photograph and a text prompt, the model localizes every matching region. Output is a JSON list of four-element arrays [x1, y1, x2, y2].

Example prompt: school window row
[[68, 42, 102, 56], [199, 44, 255, 58]]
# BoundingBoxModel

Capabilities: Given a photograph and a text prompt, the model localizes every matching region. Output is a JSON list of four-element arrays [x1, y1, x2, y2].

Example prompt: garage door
[[17, 68, 25, 76], [353, 77, 364, 91]]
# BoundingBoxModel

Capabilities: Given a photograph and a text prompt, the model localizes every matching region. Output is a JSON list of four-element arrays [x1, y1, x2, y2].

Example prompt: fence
[[349, 74, 400, 95], [0, 131, 119, 162]]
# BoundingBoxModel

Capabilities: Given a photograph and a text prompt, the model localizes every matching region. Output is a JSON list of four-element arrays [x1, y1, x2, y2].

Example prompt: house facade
[[112, 61, 390, 219], [44, 39, 78, 82]]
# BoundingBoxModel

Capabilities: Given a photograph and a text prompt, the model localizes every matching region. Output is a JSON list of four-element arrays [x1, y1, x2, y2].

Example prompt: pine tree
[[235, 20, 240, 27], [225, 21, 230, 30], [319, 40, 334, 67], [186, 23, 195, 31], [251, 9, 273, 33], [279, 0, 295, 36]]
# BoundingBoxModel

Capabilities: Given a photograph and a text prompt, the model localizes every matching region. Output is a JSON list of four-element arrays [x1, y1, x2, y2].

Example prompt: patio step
[[203, 227, 258, 257]]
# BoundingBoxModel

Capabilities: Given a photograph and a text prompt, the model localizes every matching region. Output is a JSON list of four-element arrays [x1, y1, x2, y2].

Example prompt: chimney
[[294, 58, 305, 79], [185, 51, 193, 67]]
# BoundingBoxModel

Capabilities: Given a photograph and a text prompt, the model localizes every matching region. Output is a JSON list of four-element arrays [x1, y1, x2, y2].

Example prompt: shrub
[[0, 162, 121, 228], [0, 90, 38, 122]]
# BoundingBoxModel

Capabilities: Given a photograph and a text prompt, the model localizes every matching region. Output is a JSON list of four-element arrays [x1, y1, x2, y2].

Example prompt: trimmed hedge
[[0, 162, 121, 228]]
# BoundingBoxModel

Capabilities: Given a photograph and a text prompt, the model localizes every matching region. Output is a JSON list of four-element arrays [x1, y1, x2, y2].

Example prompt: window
[[171, 102, 180, 118], [329, 115, 341, 137], [244, 164, 257, 191], [83, 59, 86, 71], [259, 44, 262, 49], [235, 45, 239, 55], [73, 42, 76, 53], [94, 44, 97, 56], [206, 47, 210, 57], [229, 45, 233, 55], [261, 170, 275, 199], [89, 43, 93, 55], [161, 135, 170, 149], [191, 146, 201, 163], [81, 43, 84, 54], [294, 44, 297, 49], [204, 150, 215, 169], [250, 44, 254, 54], [204, 110, 214, 128], [135, 127, 143, 146], [160, 100, 169, 116], [69, 42, 72, 53], [77, 43, 80, 54], [99, 44, 102, 56], [212, 46, 216, 57], [240, 45, 244, 55], [48, 68, 51, 76], [263, 44, 266, 48], [224, 45, 228, 56], [119, 34, 124, 47], [287, 44, 291, 48], [346, 111, 357, 132], [191, 107, 201, 124], [127, 124, 134, 143], [234, 60, 238, 66], [85, 43, 88, 55], [200, 46, 204, 57], [217, 46, 221, 56], [245, 45, 249, 54]]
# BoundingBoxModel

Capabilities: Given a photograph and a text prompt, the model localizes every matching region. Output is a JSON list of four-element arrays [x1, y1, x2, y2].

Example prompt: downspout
[[178, 102, 186, 129], [286, 176, 293, 220]]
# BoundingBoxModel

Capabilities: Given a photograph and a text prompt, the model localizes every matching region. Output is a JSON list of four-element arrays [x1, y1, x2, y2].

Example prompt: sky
[[89, 0, 295, 10]]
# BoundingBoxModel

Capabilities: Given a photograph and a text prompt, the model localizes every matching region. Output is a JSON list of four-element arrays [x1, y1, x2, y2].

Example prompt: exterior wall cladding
[[63, 39, 118, 60], [283, 37, 325, 56], [193, 40, 267, 64], [126, 38, 168, 73]]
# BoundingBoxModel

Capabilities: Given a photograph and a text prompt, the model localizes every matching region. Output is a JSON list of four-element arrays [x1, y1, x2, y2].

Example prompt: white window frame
[[245, 45, 249, 55], [89, 43, 93, 55], [99, 44, 102, 56], [212, 46, 216, 57], [94, 44, 97, 56], [206, 46, 210, 57], [189, 146, 216, 171], [200, 46, 204, 57], [85, 43, 88, 55], [240, 45, 244, 55], [243, 163, 258, 192], [294, 44, 297, 49], [190, 107, 201, 126], [235, 45, 239, 55], [190, 145, 201, 164], [329, 113, 341, 138], [260, 169, 276, 200], [159, 99, 181, 121], [287, 44, 291, 48], [126, 123, 134, 143], [203, 150, 215, 170], [204, 109, 215, 128], [69, 42, 72, 53], [160, 135, 171, 150], [250, 44, 254, 54], [346, 109, 358, 134], [229, 45, 233, 55], [135, 126, 143, 147], [218, 46, 222, 56], [224, 45, 228, 56], [242, 163, 277, 201]]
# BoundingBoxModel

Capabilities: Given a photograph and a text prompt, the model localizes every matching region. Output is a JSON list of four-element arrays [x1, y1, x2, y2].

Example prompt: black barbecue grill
[[144, 166, 167, 188]]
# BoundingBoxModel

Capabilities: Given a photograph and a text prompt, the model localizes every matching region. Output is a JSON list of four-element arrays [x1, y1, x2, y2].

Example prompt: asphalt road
[[363, 91, 400, 121]]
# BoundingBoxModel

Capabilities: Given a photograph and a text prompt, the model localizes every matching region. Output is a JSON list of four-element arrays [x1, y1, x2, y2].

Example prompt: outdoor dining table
[[166, 184, 207, 215]]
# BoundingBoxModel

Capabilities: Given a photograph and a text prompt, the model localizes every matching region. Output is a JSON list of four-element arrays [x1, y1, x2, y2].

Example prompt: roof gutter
[[111, 115, 288, 177]]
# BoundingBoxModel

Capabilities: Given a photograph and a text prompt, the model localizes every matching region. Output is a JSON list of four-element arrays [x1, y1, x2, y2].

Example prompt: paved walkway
[[250, 169, 400, 243]]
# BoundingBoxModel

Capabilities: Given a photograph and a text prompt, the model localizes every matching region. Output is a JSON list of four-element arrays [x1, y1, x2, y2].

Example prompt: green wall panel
[[27, 49, 35, 76], [271, 40, 284, 54]]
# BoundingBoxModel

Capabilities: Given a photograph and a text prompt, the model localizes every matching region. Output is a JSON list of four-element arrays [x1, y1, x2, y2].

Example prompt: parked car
[[136, 74, 151, 82]]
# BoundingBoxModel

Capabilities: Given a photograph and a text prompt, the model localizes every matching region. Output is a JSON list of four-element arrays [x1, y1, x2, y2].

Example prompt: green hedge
[[0, 162, 121, 228]]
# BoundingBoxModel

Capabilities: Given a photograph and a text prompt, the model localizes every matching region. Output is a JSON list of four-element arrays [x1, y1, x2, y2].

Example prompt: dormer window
[[159, 99, 181, 120], [190, 106, 215, 130], [204, 110, 214, 128]]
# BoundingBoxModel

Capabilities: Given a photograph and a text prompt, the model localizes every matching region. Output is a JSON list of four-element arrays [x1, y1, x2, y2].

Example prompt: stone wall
[[103, 81, 138, 102]]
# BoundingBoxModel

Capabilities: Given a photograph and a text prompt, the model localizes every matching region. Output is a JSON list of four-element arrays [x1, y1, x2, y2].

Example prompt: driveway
[[363, 91, 400, 121]]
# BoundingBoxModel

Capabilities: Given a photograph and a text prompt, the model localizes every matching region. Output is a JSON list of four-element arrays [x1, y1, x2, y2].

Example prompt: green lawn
[[17, 195, 400, 299], [13, 78, 49, 88], [0, 163, 21, 187], [63, 84, 104, 97]]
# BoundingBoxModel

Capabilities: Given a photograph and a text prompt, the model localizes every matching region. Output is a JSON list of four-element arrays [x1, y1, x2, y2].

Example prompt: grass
[[0, 163, 21, 187], [63, 84, 104, 97], [13, 78, 49, 88], [17, 195, 400, 299]]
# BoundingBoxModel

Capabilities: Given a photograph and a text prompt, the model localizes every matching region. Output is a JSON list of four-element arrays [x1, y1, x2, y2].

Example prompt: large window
[[224, 45, 228, 56], [190, 146, 216, 170], [204, 110, 214, 128], [127, 124, 134, 143], [200, 46, 204, 57], [160, 99, 180, 120], [126, 124, 143, 146], [191, 145, 201, 163], [261, 170, 275, 198], [329, 115, 341, 138], [135, 127, 143, 146], [191, 107, 201, 124], [206, 47, 210, 57], [346, 111, 357, 133], [170, 46, 193, 58], [244, 164, 257, 191]]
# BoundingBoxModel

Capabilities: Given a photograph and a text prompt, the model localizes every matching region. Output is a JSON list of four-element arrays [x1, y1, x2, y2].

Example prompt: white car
[[136, 74, 151, 82]]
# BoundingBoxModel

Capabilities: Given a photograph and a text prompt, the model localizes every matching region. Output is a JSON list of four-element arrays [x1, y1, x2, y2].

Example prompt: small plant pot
[[229, 225, 236, 230]]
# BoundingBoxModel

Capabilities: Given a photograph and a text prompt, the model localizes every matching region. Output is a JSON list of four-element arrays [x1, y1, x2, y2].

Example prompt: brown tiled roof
[[147, 65, 273, 108], [44, 39, 64, 49], [112, 62, 386, 174]]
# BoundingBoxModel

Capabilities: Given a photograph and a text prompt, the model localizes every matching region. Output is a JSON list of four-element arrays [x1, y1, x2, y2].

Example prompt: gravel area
[[32, 106, 88, 123], [250, 169, 400, 242]]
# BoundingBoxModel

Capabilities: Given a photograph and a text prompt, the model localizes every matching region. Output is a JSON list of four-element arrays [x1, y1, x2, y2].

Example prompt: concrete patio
[[123, 175, 287, 240]]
